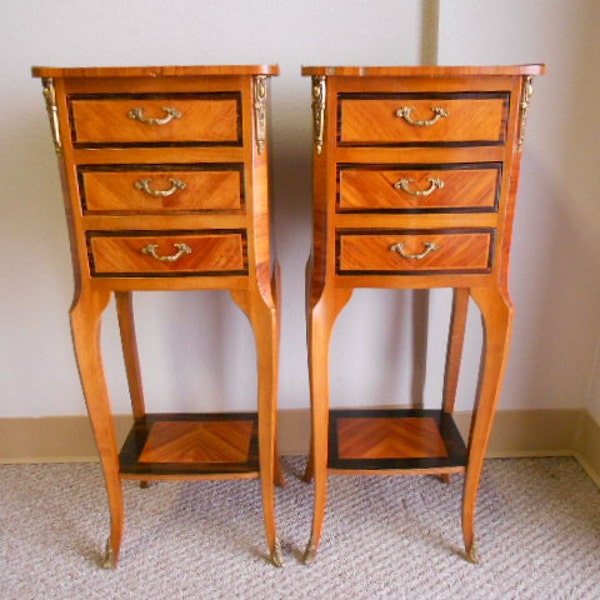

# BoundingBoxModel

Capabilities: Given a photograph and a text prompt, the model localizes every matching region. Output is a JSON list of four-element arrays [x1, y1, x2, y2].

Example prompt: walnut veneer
[[301, 65, 545, 564], [32, 65, 283, 567]]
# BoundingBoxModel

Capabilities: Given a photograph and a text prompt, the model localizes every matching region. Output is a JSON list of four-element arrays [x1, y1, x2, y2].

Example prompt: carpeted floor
[[0, 456, 598, 599]]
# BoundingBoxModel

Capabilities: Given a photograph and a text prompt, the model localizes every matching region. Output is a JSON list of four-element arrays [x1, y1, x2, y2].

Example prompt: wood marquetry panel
[[338, 164, 501, 212], [79, 165, 243, 214], [69, 94, 241, 146], [337, 230, 493, 274], [339, 94, 509, 146], [328, 409, 467, 471], [336, 417, 448, 459], [140, 420, 254, 464], [88, 231, 247, 276], [120, 413, 259, 476]]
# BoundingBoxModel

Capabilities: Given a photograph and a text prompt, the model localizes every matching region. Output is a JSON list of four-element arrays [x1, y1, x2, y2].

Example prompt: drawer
[[339, 94, 508, 146], [79, 166, 243, 213], [69, 94, 241, 146], [88, 232, 247, 276], [338, 164, 501, 212], [337, 230, 493, 274]]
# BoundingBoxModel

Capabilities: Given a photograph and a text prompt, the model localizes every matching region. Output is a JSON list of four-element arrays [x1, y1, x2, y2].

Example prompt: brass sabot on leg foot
[[271, 538, 284, 567], [303, 538, 317, 565], [101, 538, 117, 569], [466, 538, 480, 564]]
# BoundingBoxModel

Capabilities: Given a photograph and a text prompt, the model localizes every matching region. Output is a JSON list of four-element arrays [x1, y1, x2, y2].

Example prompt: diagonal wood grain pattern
[[82, 169, 242, 213], [338, 232, 492, 272], [336, 416, 449, 460], [139, 420, 254, 464], [339, 98, 507, 144], [89, 233, 245, 274], [338, 166, 500, 211], [70, 98, 240, 144]]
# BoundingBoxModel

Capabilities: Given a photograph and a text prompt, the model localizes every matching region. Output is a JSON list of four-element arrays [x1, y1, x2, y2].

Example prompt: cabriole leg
[[462, 285, 512, 563], [70, 287, 124, 568], [304, 287, 352, 565]]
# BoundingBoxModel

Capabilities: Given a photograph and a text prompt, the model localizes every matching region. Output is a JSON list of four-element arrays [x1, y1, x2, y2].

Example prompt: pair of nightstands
[[34, 63, 544, 567]]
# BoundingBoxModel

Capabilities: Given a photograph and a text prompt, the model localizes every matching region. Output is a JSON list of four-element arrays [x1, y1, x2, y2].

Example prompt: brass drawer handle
[[141, 242, 192, 262], [390, 241, 439, 260], [134, 177, 187, 197], [128, 106, 182, 126], [394, 177, 445, 197], [395, 106, 448, 127]]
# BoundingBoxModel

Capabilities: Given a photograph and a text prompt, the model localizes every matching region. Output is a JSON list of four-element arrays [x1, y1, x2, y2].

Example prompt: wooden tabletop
[[301, 65, 546, 77], [32, 64, 280, 79]]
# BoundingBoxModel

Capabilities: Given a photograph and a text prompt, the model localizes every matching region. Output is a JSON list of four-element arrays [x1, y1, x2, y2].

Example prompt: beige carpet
[[1, 457, 598, 599]]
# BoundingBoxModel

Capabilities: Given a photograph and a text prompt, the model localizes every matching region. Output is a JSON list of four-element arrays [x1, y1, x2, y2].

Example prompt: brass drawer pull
[[134, 177, 187, 197], [394, 177, 445, 197], [390, 241, 439, 260], [141, 242, 192, 262], [395, 106, 448, 127], [128, 106, 182, 126]]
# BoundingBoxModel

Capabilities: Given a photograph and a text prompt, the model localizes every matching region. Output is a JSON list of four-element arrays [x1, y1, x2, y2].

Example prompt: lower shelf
[[328, 408, 467, 473], [120, 412, 259, 479]]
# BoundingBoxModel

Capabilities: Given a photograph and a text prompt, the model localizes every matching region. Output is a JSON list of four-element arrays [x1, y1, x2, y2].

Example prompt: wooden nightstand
[[301, 65, 545, 563], [32, 65, 284, 567]]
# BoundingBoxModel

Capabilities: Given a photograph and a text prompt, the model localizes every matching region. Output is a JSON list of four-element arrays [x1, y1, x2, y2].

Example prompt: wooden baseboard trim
[[1, 408, 598, 486], [573, 410, 600, 487]]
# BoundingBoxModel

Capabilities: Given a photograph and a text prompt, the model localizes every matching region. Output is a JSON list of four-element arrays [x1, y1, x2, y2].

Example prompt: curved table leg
[[231, 273, 283, 567], [462, 285, 513, 563], [70, 287, 123, 568], [304, 287, 353, 565]]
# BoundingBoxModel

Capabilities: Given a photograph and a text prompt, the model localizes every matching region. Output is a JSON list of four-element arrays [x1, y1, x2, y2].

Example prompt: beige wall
[[0, 1, 598, 429], [437, 0, 600, 421]]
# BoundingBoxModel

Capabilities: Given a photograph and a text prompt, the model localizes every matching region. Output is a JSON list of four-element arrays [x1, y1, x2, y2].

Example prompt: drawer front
[[79, 166, 243, 213], [88, 232, 247, 276], [337, 231, 493, 274], [69, 95, 241, 146], [339, 95, 508, 146], [338, 164, 500, 212]]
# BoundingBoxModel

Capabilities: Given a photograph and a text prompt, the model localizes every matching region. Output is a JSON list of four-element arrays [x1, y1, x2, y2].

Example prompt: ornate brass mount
[[41, 78, 62, 156], [141, 242, 192, 262], [128, 106, 182, 126], [518, 75, 535, 152], [134, 177, 186, 197], [390, 241, 440, 260], [253, 75, 268, 154], [395, 106, 448, 127], [311, 76, 326, 154], [394, 177, 445, 197]]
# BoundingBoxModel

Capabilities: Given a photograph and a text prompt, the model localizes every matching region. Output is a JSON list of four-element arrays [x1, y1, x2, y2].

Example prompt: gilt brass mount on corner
[[41, 78, 61, 155], [311, 76, 326, 154], [253, 75, 268, 154]]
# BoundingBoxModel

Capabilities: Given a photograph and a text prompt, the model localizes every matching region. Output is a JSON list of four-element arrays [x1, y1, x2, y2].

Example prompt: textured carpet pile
[[1, 457, 598, 599]]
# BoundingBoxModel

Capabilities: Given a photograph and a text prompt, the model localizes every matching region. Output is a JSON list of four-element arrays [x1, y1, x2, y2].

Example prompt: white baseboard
[[1, 408, 598, 486]]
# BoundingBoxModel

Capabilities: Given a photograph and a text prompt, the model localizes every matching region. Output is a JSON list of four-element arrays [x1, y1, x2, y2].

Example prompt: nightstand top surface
[[301, 64, 545, 77], [32, 64, 279, 79]]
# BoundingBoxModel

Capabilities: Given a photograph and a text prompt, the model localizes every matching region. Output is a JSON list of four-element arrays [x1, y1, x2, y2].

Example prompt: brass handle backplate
[[395, 106, 448, 127], [134, 178, 186, 197], [394, 177, 445, 197], [128, 106, 182, 126], [390, 241, 439, 260], [141, 242, 192, 262]]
